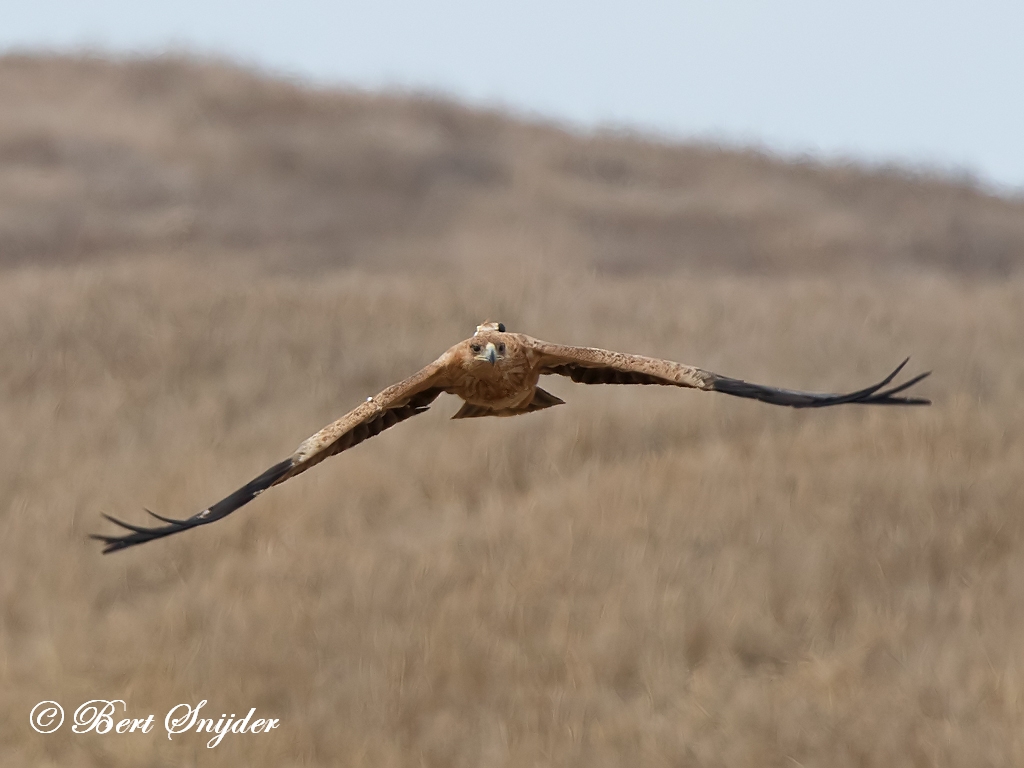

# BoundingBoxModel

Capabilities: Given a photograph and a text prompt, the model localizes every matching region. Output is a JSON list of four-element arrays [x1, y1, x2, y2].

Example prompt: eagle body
[[448, 333, 539, 408], [94, 320, 930, 552], [443, 329, 558, 417]]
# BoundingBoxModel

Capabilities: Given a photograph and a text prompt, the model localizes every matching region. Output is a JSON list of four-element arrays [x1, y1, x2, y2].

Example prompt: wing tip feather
[[93, 458, 296, 554], [710, 358, 931, 408]]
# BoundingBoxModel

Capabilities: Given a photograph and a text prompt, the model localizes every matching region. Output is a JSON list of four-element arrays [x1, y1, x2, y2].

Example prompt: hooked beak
[[475, 342, 498, 365]]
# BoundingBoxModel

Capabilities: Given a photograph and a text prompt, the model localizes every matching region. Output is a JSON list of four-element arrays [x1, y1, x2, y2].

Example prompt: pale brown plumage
[[94, 320, 930, 552]]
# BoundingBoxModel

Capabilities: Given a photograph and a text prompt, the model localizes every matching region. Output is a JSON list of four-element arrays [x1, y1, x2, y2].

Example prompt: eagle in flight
[[94, 321, 930, 553]]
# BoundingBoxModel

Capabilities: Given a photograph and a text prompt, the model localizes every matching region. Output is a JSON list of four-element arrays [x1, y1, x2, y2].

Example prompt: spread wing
[[524, 338, 930, 407], [92, 359, 452, 553]]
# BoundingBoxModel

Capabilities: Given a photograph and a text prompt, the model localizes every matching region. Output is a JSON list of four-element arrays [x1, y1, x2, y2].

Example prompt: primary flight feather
[[93, 321, 930, 553]]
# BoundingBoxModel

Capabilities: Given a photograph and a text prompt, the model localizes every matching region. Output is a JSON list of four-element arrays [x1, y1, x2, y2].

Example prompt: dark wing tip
[[143, 508, 192, 525], [93, 458, 294, 554], [711, 358, 932, 408], [865, 369, 932, 404], [807, 359, 932, 407], [91, 511, 202, 553]]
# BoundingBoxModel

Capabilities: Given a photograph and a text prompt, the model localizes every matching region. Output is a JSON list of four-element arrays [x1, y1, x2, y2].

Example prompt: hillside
[[1, 53, 1022, 275], [2, 55, 1023, 768]]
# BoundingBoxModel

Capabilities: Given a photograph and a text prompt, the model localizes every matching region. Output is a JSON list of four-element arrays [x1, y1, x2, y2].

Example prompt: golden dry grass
[[2, 55, 1024, 767]]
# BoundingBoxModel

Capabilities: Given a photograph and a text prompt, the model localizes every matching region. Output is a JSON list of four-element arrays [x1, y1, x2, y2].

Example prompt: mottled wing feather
[[524, 337, 930, 408], [523, 338, 716, 389], [92, 359, 452, 553]]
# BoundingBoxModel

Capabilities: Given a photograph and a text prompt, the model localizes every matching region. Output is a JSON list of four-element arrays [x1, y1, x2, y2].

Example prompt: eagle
[[94, 321, 930, 552]]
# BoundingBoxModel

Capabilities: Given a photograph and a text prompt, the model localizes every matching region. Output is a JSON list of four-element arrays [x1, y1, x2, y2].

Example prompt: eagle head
[[465, 321, 509, 368]]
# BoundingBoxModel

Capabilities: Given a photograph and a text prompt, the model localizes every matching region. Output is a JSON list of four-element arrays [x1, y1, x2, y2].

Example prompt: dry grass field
[[2, 55, 1024, 767]]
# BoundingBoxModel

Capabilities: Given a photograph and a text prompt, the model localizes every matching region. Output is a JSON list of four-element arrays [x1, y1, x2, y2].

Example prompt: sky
[[2, 0, 1022, 191]]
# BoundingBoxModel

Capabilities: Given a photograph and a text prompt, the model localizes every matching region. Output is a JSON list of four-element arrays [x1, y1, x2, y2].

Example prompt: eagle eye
[[498, 343, 506, 354], [471, 343, 482, 353]]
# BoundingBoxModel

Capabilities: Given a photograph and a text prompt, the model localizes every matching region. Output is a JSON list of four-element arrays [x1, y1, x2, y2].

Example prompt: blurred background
[[2, 3, 1023, 766]]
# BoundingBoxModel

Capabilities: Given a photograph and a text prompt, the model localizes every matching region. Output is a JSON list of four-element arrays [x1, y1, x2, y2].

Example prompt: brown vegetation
[[1, 55, 1023, 766]]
